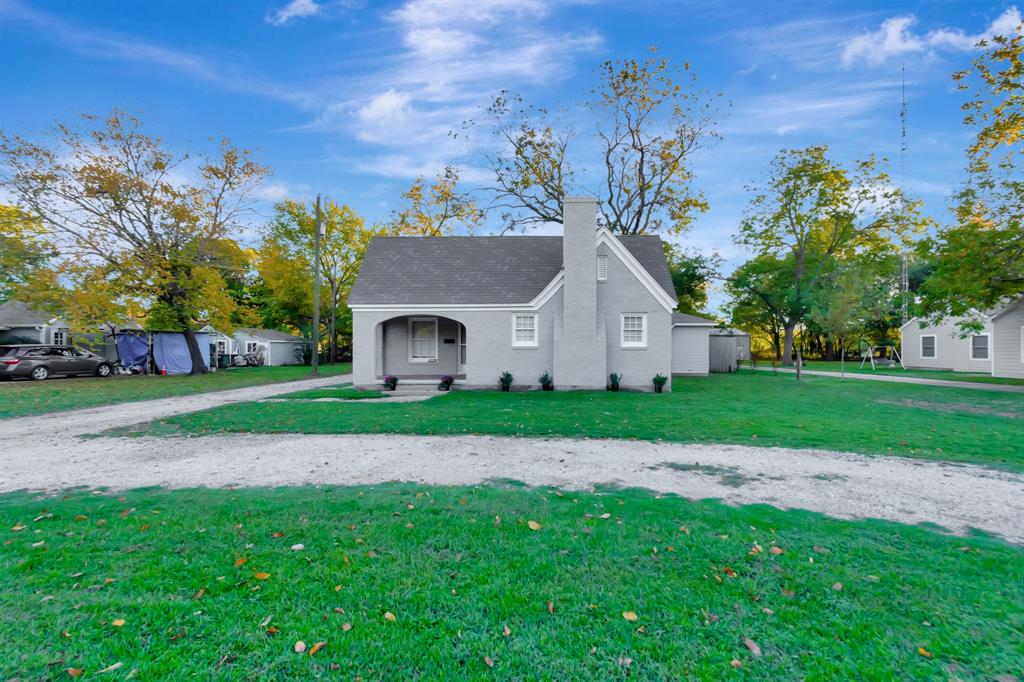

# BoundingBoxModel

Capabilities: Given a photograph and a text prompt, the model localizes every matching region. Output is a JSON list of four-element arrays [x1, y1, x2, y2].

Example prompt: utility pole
[[311, 195, 322, 377]]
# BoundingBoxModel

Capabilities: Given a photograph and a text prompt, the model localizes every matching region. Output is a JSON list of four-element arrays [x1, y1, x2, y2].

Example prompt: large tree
[[470, 48, 723, 236], [258, 199, 381, 361], [0, 110, 268, 372], [386, 165, 483, 236], [0, 205, 53, 304], [665, 245, 720, 314], [732, 146, 916, 364], [917, 23, 1023, 322]]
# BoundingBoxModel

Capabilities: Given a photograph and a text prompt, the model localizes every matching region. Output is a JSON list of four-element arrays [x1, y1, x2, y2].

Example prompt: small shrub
[[652, 373, 668, 393], [438, 375, 454, 391], [498, 371, 513, 392], [608, 372, 622, 392], [382, 375, 398, 390], [538, 371, 554, 391]]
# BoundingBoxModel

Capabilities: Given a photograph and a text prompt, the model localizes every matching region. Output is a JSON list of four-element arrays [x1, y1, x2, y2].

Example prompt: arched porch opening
[[375, 315, 467, 382]]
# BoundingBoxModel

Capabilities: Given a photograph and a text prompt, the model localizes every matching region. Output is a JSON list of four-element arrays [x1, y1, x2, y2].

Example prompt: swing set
[[858, 342, 905, 370]]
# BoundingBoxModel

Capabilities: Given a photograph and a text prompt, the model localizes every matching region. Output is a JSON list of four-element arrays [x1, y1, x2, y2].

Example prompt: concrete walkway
[[750, 366, 1024, 393]]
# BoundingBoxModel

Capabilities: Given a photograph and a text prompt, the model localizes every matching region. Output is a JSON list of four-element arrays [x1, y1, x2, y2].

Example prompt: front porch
[[370, 315, 468, 384]]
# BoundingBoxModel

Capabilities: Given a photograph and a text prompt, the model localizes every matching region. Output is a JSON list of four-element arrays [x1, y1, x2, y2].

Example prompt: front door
[[457, 323, 467, 375]]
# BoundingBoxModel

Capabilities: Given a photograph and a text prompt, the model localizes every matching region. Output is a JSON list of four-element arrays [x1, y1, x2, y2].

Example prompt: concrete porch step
[[386, 385, 450, 396]]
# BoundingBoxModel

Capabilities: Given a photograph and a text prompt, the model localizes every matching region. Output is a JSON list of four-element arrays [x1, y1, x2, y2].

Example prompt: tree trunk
[[183, 328, 208, 375], [824, 339, 834, 361], [781, 324, 796, 366]]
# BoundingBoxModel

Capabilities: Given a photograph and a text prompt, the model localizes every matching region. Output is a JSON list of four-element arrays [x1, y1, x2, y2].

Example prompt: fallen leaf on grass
[[259, 615, 273, 628], [97, 662, 123, 674], [308, 642, 326, 656], [266, 626, 279, 635], [918, 647, 932, 658], [617, 657, 632, 667], [294, 641, 306, 653], [272, 532, 285, 538], [599, 513, 611, 519], [111, 619, 125, 627], [832, 582, 843, 592], [622, 611, 638, 622], [193, 588, 205, 600], [254, 572, 271, 581], [66, 668, 84, 677], [730, 659, 742, 668], [484, 656, 494, 668], [547, 601, 554, 614], [341, 623, 352, 632], [723, 566, 737, 578], [527, 520, 541, 531], [234, 558, 247, 568], [769, 546, 784, 555], [743, 638, 762, 657], [502, 624, 511, 637], [384, 611, 397, 622], [290, 544, 304, 551], [75, 515, 87, 521]]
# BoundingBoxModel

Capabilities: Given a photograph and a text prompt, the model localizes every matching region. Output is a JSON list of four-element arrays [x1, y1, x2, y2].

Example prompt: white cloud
[[841, 7, 1022, 67], [266, 0, 322, 26]]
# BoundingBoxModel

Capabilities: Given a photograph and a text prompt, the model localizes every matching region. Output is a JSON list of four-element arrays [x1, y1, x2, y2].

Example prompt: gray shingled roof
[[0, 300, 62, 326], [672, 312, 716, 325], [236, 327, 305, 342], [348, 235, 675, 305]]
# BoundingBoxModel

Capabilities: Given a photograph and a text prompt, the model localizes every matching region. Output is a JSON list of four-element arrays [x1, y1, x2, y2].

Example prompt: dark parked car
[[0, 345, 112, 381]]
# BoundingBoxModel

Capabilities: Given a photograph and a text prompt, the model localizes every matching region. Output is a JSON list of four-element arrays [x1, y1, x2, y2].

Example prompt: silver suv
[[0, 345, 113, 381]]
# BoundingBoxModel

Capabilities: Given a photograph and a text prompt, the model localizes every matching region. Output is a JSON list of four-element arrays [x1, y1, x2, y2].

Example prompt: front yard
[[117, 373, 1024, 471], [0, 364, 351, 419], [2, 484, 1021, 679]]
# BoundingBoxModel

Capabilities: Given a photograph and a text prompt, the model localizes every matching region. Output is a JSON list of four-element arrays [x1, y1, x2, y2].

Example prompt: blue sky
[[1, 0, 1020, 311]]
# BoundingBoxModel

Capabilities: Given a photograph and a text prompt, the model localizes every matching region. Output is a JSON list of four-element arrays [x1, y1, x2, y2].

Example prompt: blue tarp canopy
[[152, 332, 210, 375], [114, 334, 149, 369]]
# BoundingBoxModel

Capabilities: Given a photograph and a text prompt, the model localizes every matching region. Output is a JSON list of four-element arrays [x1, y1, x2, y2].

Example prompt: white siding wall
[[901, 317, 993, 373], [993, 303, 1024, 379], [671, 326, 711, 375]]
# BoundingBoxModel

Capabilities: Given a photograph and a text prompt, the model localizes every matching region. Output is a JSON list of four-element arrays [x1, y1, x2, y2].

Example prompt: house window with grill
[[512, 314, 538, 347], [408, 317, 438, 362], [597, 255, 608, 281], [621, 313, 647, 348], [920, 335, 936, 359], [970, 334, 989, 360], [52, 331, 66, 346]]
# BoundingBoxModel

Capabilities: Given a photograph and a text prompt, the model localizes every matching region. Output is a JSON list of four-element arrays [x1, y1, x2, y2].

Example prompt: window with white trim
[[512, 314, 538, 347], [215, 339, 228, 354], [970, 334, 989, 360], [408, 317, 438, 362], [920, 335, 936, 359], [245, 341, 259, 354], [597, 255, 608, 282], [621, 313, 647, 348], [52, 331, 66, 346]]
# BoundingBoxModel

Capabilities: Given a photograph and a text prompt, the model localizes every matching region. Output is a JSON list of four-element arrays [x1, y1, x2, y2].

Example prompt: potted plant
[[608, 372, 622, 392], [438, 375, 454, 391], [538, 371, 554, 391], [382, 375, 398, 391], [498, 371, 513, 392], [652, 373, 668, 393]]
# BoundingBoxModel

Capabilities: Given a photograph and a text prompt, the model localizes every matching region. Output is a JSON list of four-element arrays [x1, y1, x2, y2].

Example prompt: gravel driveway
[[3, 375, 1023, 543]]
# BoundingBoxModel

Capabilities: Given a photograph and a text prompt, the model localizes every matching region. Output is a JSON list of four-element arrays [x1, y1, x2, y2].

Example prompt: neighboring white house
[[348, 197, 685, 391], [233, 328, 307, 366], [0, 300, 69, 345], [900, 296, 1024, 378]]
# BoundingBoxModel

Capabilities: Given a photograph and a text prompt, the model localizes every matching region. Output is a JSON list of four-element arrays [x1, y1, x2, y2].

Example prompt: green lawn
[[2, 484, 1020, 679], [752, 359, 1024, 386], [0, 363, 351, 419], [118, 373, 1024, 471]]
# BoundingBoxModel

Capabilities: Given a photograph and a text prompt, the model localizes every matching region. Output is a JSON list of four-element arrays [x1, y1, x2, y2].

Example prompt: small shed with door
[[233, 328, 307, 366], [709, 327, 751, 370]]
